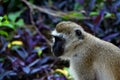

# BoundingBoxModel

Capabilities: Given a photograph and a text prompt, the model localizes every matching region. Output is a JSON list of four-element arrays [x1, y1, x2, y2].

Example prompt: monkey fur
[[51, 21, 120, 80]]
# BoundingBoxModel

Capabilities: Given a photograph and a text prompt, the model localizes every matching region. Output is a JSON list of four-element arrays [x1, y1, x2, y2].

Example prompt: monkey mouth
[[52, 47, 64, 57], [52, 36, 65, 57]]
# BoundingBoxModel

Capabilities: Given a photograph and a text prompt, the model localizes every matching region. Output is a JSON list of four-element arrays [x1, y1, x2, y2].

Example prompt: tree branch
[[21, 0, 52, 47], [21, 0, 90, 20], [21, 0, 66, 17]]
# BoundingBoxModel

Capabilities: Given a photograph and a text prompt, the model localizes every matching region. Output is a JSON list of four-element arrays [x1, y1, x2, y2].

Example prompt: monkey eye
[[75, 30, 82, 36], [75, 29, 84, 39]]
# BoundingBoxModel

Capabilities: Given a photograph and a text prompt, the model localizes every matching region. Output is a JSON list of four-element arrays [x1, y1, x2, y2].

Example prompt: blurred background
[[0, 0, 120, 80]]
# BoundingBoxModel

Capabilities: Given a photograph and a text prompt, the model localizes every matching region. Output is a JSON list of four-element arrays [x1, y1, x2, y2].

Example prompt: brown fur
[[53, 21, 120, 80]]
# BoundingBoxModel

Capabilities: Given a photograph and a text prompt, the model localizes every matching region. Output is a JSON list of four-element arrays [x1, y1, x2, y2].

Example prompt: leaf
[[7, 41, 23, 48], [89, 0, 96, 11], [30, 68, 41, 74], [1, 15, 10, 26], [90, 12, 99, 16], [8, 12, 21, 22], [112, 0, 120, 12], [104, 12, 114, 18], [3, 15, 8, 20], [102, 33, 119, 41], [93, 10, 104, 25], [93, 9, 104, 33], [75, 0, 84, 4], [14, 48, 28, 60], [113, 13, 120, 25], [40, 56, 53, 65], [0, 16, 3, 22], [62, 12, 84, 20], [0, 15, 15, 29], [15, 19, 24, 27], [0, 42, 8, 53], [2, 24, 14, 29], [11, 41, 23, 45], [0, 30, 8, 37], [74, 3, 82, 10], [35, 47, 43, 56], [55, 68, 68, 78], [28, 59, 40, 67], [0, 71, 16, 80], [22, 66, 30, 74]]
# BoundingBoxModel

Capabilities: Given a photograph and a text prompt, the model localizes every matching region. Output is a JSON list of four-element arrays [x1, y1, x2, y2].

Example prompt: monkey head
[[51, 21, 87, 59]]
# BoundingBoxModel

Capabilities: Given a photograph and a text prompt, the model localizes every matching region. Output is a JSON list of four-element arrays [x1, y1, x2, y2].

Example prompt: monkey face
[[51, 30, 65, 57], [51, 21, 85, 58]]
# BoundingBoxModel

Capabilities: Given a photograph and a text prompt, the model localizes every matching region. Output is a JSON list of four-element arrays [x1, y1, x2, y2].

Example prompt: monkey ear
[[75, 29, 84, 39]]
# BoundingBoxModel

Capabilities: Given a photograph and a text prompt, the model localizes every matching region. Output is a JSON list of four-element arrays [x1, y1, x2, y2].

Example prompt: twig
[[21, 0, 90, 20], [21, 0, 35, 25], [21, 0, 66, 17], [21, 0, 51, 47]]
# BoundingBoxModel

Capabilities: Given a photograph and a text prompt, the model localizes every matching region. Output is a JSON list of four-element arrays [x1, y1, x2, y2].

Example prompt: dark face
[[51, 28, 84, 57], [52, 35, 65, 57]]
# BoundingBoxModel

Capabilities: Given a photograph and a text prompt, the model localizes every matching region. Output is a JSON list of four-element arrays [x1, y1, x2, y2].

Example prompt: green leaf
[[3, 15, 8, 20], [74, 3, 82, 11], [2, 19, 9, 24], [0, 30, 8, 37], [8, 11, 21, 22], [0, 15, 14, 29], [35, 47, 43, 56], [15, 19, 24, 27], [104, 12, 114, 18], [62, 12, 84, 20], [38, 50, 42, 57], [2, 24, 15, 30], [0, 16, 3, 22], [90, 12, 99, 16]]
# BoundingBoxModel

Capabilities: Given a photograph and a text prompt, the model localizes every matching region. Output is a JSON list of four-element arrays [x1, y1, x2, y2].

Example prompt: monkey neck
[[70, 33, 101, 59]]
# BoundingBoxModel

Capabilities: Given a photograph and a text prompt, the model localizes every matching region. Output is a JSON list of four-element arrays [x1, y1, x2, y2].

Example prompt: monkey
[[51, 21, 120, 80]]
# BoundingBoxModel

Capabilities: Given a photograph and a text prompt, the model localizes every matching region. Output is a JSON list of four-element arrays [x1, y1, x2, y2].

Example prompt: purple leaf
[[89, 0, 96, 11], [26, 54, 37, 63], [7, 56, 25, 71], [113, 13, 120, 25], [22, 66, 30, 74], [75, 0, 84, 4], [93, 9, 105, 32], [40, 57, 54, 65], [28, 59, 40, 67], [0, 63, 3, 72], [41, 65, 49, 69], [112, 0, 120, 12], [83, 21, 94, 30], [0, 42, 8, 53], [102, 33, 119, 41], [14, 48, 28, 60], [30, 68, 41, 74], [0, 71, 16, 80]]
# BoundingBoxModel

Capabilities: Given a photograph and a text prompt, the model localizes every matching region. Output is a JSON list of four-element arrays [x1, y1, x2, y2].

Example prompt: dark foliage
[[0, 0, 120, 80]]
